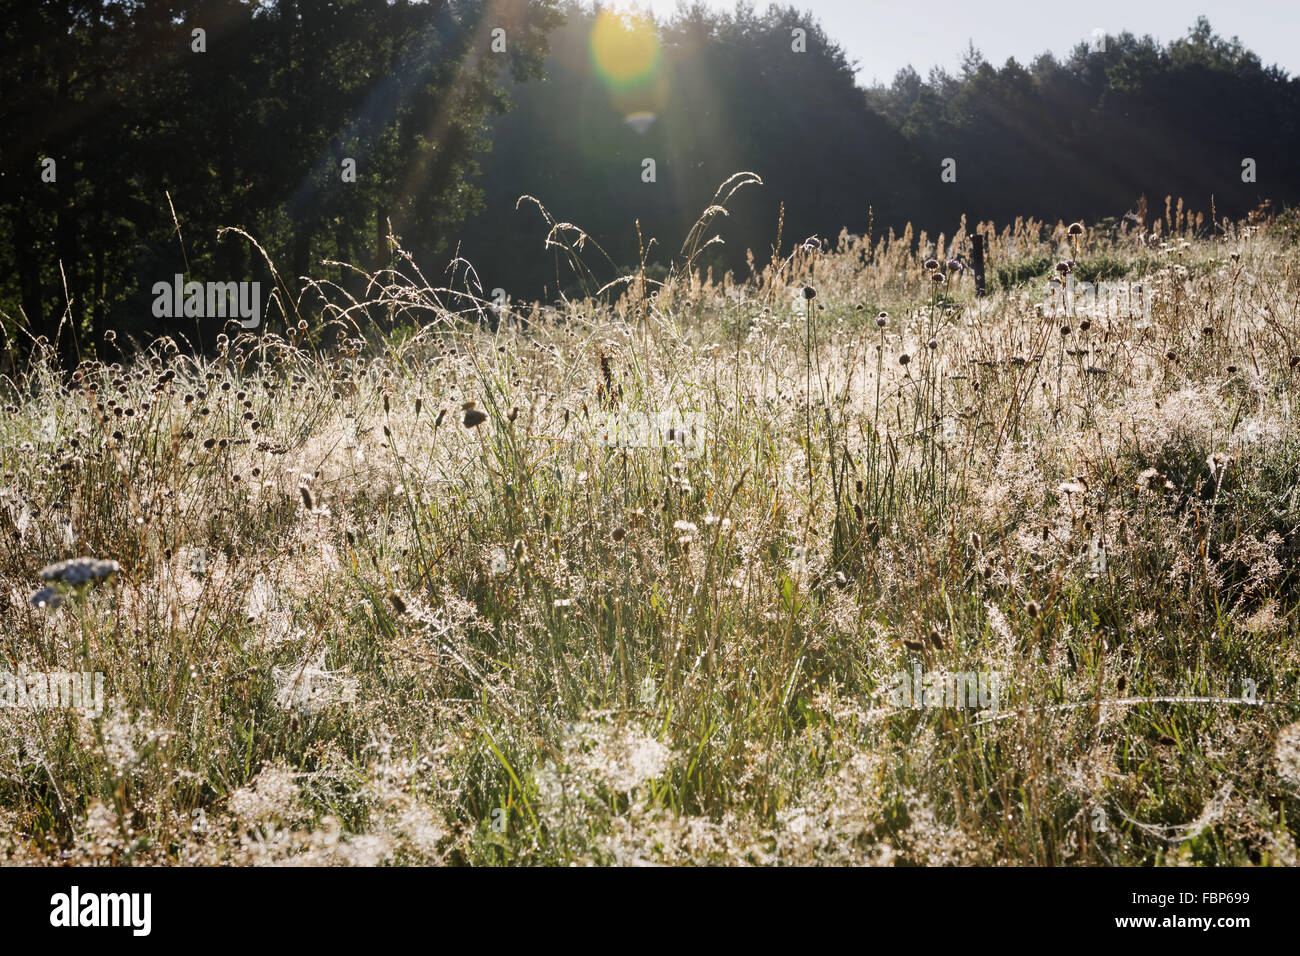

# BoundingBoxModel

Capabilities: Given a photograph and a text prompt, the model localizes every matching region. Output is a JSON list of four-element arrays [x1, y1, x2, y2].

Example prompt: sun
[[590, 9, 661, 91]]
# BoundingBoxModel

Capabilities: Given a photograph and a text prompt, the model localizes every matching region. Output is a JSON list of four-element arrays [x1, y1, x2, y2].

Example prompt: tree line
[[2, 2, 1296, 358]]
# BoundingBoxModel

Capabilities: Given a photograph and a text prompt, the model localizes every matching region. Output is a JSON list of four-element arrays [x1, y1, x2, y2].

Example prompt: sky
[[610, 0, 1300, 86]]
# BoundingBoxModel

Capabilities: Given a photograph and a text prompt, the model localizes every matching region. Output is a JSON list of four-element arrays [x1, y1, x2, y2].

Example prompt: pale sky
[[612, 0, 1300, 86]]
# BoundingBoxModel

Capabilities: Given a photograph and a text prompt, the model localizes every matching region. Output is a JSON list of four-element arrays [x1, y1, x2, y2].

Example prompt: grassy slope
[[2, 209, 1300, 865]]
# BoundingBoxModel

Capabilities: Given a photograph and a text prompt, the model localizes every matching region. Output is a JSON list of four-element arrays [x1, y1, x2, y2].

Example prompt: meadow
[[3, 189, 1300, 865]]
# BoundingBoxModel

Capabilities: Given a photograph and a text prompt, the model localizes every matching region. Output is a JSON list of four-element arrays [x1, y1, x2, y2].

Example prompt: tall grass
[[1, 194, 1299, 865]]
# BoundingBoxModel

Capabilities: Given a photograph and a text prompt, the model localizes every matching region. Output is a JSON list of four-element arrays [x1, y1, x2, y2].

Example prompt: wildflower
[[463, 408, 488, 428], [28, 586, 65, 610], [1025, 600, 1040, 619], [29, 557, 120, 612], [1067, 221, 1085, 237], [876, 311, 888, 328], [923, 258, 940, 272], [802, 286, 817, 300], [38, 557, 121, 587]]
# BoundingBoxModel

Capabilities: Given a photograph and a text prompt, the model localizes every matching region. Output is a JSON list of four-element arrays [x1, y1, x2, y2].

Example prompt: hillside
[[2, 199, 1300, 865]]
